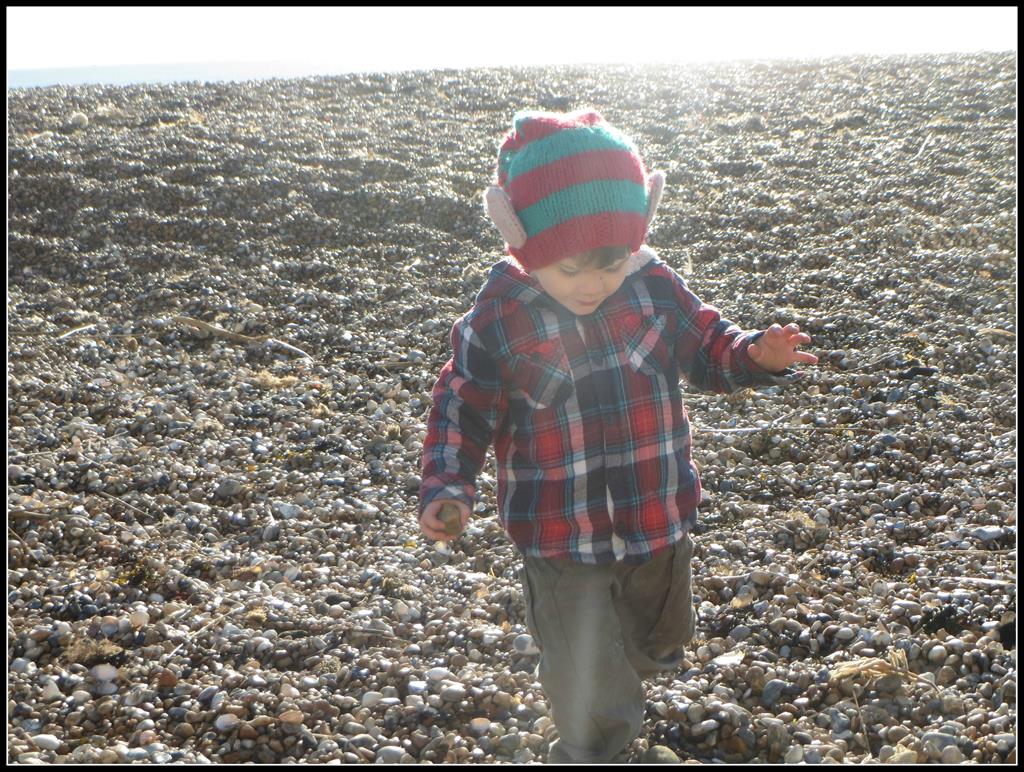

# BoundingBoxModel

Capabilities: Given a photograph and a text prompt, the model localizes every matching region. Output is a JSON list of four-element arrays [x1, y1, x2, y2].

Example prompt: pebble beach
[[7, 51, 1017, 764]]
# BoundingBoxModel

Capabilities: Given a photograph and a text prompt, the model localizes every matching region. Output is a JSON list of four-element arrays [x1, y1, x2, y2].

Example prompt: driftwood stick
[[8, 526, 30, 547], [94, 489, 160, 522], [264, 338, 313, 359], [56, 323, 98, 340], [160, 599, 249, 663], [8, 509, 58, 521], [914, 133, 932, 159], [174, 317, 314, 359], [173, 316, 262, 344]]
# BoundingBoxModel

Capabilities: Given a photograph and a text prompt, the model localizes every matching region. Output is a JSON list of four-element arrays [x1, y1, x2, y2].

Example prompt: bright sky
[[6, 6, 1018, 73]]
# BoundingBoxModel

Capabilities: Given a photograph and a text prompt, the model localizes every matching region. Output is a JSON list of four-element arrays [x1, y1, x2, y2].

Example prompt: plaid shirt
[[420, 246, 798, 564]]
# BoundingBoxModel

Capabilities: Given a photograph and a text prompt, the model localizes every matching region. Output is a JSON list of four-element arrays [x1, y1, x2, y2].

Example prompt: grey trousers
[[518, 532, 697, 764]]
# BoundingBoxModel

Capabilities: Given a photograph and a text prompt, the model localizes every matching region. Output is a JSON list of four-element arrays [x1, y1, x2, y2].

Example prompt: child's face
[[529, 251, 631, 316]]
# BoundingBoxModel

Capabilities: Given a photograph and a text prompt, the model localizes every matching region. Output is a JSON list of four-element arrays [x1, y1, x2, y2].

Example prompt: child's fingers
[[795, 350, 819, 364], [757, 324, 783, 349], [419, 503, 449, 540], [419, 512, 446, 540], [420, 500, 468, 541], [420, 521, 448, 540]]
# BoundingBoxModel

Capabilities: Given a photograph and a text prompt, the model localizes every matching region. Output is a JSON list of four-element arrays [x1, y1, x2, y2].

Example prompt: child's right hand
[[419, 499, 471, 541]]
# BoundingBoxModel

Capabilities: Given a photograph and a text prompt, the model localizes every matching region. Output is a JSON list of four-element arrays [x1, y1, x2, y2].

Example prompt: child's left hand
[[747, 322, 819, 372]]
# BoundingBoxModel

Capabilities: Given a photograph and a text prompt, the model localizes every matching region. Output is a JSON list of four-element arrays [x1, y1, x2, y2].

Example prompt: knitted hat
[[482, 108, 665, 271]]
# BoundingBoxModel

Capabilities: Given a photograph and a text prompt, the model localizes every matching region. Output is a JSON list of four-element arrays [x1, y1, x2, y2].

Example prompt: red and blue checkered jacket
[[420, 246, 798, 564]]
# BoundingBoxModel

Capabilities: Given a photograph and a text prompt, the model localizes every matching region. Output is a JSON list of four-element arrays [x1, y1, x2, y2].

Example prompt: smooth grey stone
[[514, 633, 540, 655], [440, 683, 467, 702], [642, 745, 681, 763], [375, 746, 405, 764], [30, 734, 62, 751], [761, 678, 788, 708]]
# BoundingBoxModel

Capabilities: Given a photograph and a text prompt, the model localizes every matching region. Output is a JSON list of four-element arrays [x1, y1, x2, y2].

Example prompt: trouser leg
[[613, 532, 697, 679], [519, 557, 644, 764]]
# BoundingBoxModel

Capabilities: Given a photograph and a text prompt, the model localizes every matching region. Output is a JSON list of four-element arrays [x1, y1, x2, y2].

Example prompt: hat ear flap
[[483, 186, 528, 249], [645, 170, 665, 227]]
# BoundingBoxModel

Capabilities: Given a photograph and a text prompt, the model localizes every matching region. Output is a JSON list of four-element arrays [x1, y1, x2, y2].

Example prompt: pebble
[[928, 644, 948, 664], [692, 718, 720, 736], [972, 526, 1005, 542], [643, 745, 682, 763], [6, 52, 1017, 767], [129, 609, 150, 628], [361, 691, 384, 708], [761, 679, 788, 708], [30, 734, 62, 751], [376, 746, 406, 764], [214, 714, 239, 732], [90, 664, 118, 682], [940, 745, 966, 763], [514, 633, 540, 655], [921, 731, 958, 756], [440, 683, 467, 702], [407, 680, 428, 695], [40, 680, 63, 702], [215, 478, 245, 498], [425, 667, 452, 682]]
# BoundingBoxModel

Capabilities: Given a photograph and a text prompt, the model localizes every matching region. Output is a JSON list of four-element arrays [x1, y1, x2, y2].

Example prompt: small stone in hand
[[439, 502, 463, 536]]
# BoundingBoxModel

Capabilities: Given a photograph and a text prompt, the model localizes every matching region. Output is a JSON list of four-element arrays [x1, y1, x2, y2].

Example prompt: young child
[[418, 108, 818, 763]]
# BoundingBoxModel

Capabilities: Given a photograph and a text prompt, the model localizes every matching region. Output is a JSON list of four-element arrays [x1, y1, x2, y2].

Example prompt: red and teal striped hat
[[491, 108, 651, 271]]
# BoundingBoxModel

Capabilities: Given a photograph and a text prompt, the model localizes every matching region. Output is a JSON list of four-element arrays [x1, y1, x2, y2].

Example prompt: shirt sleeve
[[668, 269, 799, 393], [419, 313, 507, 516]]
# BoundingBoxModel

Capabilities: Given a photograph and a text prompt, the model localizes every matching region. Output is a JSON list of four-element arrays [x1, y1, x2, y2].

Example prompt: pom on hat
[[482, 108, 664, 271]]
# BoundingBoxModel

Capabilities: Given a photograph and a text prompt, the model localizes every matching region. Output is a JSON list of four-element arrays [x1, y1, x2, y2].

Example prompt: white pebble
[[928, 644, 948, 664], [31, 734, 62, 751], [40, 680, 63, 702], [693, 719, 720, 736], [130, 610, 150, 628], [91, 664, 118, 682], [426, 667, 452, 682], [376, 746, 405, 764]]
